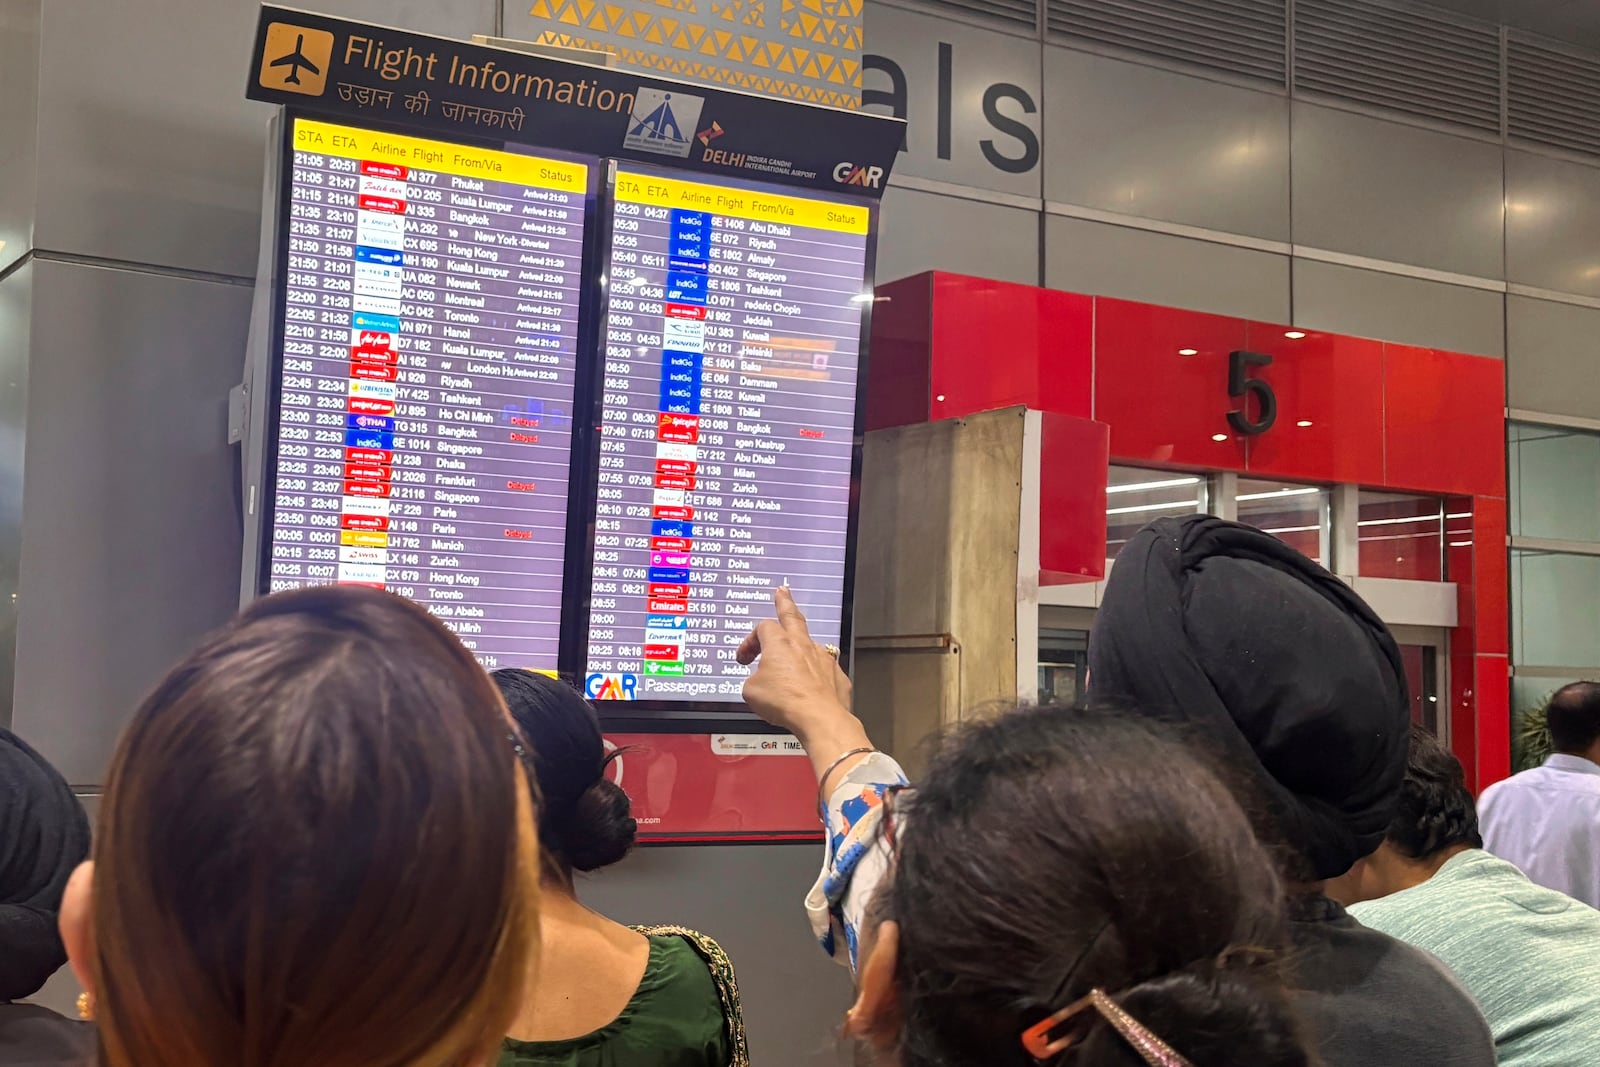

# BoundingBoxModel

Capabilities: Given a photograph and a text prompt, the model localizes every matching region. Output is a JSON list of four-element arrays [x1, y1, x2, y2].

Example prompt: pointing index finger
[[774, 585, 813, 641]]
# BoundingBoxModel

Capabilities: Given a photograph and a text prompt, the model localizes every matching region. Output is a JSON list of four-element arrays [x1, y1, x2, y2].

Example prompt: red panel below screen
[[1094, 298, 1248, 469], [1241, 324, 1386, 486], [604, 733, 821, 840], [1384, 345, 1506, 496]]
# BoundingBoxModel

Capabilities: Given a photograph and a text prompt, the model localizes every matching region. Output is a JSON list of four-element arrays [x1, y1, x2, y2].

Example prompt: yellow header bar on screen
[[292, 118, 588, 191], [614, 170, 869, 236]]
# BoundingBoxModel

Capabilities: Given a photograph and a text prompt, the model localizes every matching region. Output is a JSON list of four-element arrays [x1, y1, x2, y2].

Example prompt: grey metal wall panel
[[1505, 149, 1600, 298], [31, 0, 499, 277], [1291, 257, 1505, 356], [12, 262, 250, 785], [0, 0, 40, 271], [1045, 215, 1291, 321], [1290, 101, 1505, 279], [1506, 294, 1600, 418], [1041, 45, 1291, 242], [863, 3, 1044, 197], [585, 844, 851, 1065], [0, 265, 32, 731], [877, 186, 1040, 285]]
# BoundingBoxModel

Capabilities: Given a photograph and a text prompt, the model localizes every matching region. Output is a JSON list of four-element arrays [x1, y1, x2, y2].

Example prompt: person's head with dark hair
[[1329, 725, 1483, 907], [1088, 515, 1410, 886], [488, 670, 744, 1062], [1545, 681, 1600, 760], [845, 705, 1312, 1067], [491, 669, 636, 881], [0, 729, 89, 1002], [57, 585, 539, 1067]]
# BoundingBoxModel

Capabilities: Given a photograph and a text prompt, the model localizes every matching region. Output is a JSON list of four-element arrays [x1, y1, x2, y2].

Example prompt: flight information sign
[[266, 117, 590, 670], [586, 168, 872, 702]]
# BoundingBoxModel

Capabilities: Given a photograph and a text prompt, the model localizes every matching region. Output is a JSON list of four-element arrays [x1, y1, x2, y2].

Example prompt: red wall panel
[[1094, 298, 1248, 468], [1384, 344, 1507, 497], [929, 274, 1093, 423], [1039, 414, 1110, 584], [864, 274, 933, 432], [1241, 323, 1386, 486]]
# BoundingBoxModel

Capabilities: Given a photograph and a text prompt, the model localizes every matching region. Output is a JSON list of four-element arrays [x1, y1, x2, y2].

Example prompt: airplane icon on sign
[[271, 33, 322, 85]]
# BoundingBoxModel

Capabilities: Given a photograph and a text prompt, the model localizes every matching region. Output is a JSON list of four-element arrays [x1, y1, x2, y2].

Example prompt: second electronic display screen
[[586, 168, 872, 702]]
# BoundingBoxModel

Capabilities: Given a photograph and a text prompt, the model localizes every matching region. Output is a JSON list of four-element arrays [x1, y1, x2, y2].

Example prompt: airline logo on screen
[[623, 89, 704, 159], [587, 673, 640, 701], [259, 23, 334, 96]]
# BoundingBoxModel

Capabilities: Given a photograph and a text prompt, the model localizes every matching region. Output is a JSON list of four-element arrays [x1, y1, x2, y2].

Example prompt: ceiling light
[[1284, 330, 1306, 339], [1358, 514, 1442, 527], [1446, 512, 1472, 520], [935, 394, 946, 402], [1236, 487, 1320, 501], [1448, 540, 1473, 548], [850, 292, 875, 303], [1178, 348, 1198, 356], [1260, 524, 1321, 535], [1296, 420, 1313, 427], [1107, 499, 1202, 516], [1211, 433, 1229, 442], [1106, 476, 1202, 495]]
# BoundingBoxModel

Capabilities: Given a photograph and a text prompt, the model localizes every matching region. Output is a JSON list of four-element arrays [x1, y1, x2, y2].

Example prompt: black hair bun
[[1076, 965, 1310, 1067], [561, 778, 638, 872]]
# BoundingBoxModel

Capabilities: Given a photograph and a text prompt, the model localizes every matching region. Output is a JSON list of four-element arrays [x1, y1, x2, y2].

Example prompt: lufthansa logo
[[832, 162, 884, 189]]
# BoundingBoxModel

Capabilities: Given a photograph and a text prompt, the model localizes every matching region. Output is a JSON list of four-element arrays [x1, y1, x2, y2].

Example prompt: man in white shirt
[[1479, 680, 1600, 908]]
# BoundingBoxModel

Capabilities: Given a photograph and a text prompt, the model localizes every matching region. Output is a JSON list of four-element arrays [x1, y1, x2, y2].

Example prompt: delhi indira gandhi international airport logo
[[623, 88, 704, 158]]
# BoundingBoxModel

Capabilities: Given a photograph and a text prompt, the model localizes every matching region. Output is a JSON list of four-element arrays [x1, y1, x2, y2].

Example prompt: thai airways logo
[[833, 162, 884, 189], [623, 88, 704, 159]]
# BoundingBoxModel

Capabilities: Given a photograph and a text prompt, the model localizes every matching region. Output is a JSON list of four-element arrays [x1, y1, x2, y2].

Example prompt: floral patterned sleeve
[[804, 751, 908, 974]]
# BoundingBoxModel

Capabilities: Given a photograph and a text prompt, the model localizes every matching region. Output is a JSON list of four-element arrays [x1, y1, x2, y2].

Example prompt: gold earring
[[76, 992, 93, 1020]]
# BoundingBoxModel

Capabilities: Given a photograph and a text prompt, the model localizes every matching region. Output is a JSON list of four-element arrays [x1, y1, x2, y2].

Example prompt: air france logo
[[624, 89, 704, 159], [833, 162, 884, 189]]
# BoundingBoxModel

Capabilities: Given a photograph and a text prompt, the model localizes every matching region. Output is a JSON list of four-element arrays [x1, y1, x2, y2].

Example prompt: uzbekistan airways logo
[[833, 161, 884, 189], [624, 88, 704, 158], [259, 23, 334, 96]]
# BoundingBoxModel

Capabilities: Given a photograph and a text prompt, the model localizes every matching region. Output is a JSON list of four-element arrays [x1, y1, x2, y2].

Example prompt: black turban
[[1088, 516, 1408, 881], [0, 729, 90, 1001]]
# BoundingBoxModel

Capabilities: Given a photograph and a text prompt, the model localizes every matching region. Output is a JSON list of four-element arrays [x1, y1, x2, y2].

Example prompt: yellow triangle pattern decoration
[[521, 0, 863, 107]]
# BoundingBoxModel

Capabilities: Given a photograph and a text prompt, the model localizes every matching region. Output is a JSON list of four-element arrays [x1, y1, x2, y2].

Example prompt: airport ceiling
[[1421, 0, 1600, 49]]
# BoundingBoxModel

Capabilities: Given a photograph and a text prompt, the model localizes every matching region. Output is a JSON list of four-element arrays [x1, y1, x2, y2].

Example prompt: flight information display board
[[585, 168, 872, 702], [265, 117, 590, 670]]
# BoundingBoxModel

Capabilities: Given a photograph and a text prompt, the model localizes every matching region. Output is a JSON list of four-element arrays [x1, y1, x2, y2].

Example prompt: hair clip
[[1021, 988, 1193, 1067]]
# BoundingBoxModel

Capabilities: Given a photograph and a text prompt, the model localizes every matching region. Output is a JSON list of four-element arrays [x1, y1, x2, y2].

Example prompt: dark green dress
[[498, 927, 747, 1067]]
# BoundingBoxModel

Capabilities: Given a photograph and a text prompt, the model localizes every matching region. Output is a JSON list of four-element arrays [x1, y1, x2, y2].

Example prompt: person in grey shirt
[[1335, 724, 1600, 1067], [1088, 517, 1496, 1067], [1480, 681, 1600, 909]]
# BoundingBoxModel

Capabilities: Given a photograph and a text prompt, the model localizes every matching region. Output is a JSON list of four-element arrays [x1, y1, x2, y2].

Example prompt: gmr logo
[[586, 673, 638, 701], [833, 162, 884, 189]]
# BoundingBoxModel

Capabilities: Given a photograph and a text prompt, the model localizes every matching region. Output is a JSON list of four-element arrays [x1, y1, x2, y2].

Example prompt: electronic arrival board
[[585, 168, 872, 702], [264, 116, 591, 670]]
